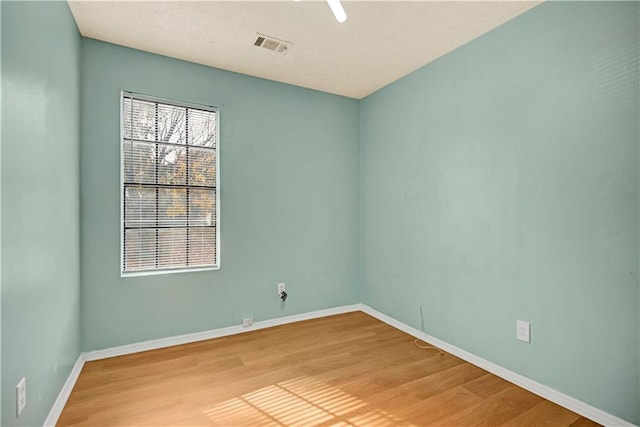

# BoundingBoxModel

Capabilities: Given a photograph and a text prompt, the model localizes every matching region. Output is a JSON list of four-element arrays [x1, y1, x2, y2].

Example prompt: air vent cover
[[253, 33, 292, 55]]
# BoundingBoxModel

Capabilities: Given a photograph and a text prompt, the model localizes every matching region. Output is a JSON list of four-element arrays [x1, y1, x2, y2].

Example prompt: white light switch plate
[[517, 320, 530, 343]]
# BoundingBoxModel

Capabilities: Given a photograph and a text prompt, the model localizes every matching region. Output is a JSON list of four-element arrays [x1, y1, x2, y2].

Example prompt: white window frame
[[120, 91, 220, 277]]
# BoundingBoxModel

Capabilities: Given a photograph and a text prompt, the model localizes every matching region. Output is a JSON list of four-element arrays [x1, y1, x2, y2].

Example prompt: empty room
[[1, 0, 639, 426]]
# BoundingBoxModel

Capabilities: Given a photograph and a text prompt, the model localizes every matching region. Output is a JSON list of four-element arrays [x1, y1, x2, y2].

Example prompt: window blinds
[[122, 93, 219, 274]]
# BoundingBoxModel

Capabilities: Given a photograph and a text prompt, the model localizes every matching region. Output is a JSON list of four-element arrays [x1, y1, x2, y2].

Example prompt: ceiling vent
[[253, 33, 292, 55]]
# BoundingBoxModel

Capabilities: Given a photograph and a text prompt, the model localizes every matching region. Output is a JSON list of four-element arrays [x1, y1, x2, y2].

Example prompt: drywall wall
[[360, 1, 639, 424], [1, 2, 81, 426], [80, 39, 360, 351]]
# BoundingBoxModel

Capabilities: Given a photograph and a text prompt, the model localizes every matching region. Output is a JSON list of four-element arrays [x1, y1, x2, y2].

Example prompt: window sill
[[121, 265, 220, 278]]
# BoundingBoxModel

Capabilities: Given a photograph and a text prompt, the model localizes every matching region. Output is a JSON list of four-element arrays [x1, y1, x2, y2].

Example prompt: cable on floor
[[414, 338, 444, 356], [416, 306, 444, 356]]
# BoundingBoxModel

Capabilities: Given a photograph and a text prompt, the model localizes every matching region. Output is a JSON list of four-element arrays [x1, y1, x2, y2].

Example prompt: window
[[121, 92, 219, 275]]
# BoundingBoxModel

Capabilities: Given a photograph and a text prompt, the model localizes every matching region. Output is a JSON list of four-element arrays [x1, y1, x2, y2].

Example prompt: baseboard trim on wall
[[358, 304, 636, 427], [43, 354, 85, 427], [44, 303, 635, 427], [83, 304, 361, 361]]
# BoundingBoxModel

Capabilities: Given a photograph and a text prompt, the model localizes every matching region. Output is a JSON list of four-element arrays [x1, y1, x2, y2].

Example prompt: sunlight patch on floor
[[202, 376, 415, 426]]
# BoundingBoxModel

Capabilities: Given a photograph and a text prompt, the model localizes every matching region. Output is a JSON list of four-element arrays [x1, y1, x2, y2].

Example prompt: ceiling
[[67, 1, 541, 99]]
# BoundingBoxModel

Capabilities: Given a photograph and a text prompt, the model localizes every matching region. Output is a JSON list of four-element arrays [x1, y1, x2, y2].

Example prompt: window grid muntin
[[121, 92, 218, 275]]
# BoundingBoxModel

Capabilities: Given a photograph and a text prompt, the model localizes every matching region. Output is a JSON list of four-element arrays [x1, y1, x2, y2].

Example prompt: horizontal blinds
[[122, 94, 218, 273]]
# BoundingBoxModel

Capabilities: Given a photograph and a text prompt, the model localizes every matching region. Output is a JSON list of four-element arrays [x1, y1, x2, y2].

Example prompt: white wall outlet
[[242, 317, 254, 328], [277, 282, 285, 296], [517, 320, 530, 343], [16, 377, 26, 417]]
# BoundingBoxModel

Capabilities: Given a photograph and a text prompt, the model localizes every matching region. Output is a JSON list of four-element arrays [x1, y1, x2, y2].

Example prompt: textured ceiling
[[68, 1, 541, 99]]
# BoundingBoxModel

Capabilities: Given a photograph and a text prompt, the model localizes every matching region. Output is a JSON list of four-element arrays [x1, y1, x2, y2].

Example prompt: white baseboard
[[45, 303, 636, 427], [83, 304, 361, 361], [43, 354, 85, 427], [359, 304, 636, 427]]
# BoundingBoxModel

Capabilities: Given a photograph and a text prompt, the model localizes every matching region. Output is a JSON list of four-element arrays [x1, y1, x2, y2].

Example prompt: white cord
[[414, 338, 444, 356], [415, 306, 443, 355]]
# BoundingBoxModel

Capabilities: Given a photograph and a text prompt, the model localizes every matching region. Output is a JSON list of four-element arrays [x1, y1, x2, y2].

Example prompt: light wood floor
[[58, 312, 599, 426]]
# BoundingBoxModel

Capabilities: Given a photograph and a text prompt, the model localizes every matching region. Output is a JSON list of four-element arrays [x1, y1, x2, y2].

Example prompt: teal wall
[[1, 2, 81, 426], [79, 39, 360, 351], [359, 1, 639, 424]]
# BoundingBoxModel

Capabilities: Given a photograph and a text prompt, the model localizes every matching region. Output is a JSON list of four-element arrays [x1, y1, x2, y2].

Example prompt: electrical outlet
[[16, 377, 26, 417], [517, 320, 530, 343], [242, 317, 253, 327], [277, 282, 285, 296]]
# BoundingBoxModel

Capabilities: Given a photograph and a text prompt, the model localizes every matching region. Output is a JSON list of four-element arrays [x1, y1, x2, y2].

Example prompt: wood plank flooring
[[58, 312, 599, 426]]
